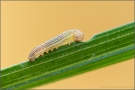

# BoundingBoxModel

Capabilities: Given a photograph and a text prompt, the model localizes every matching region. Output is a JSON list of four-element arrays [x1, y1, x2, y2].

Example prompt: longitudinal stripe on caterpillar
[[28, 29, 84, 62]]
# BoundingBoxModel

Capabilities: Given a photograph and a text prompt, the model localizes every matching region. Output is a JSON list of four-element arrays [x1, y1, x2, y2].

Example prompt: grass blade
[[1, 22, 134, 90]]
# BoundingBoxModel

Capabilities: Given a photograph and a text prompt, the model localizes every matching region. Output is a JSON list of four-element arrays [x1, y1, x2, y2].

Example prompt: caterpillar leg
[[55, 46, 58, 49], [51, 47, 54, 51], [68, 37, 73, 45], [45, 50, 49, 53], [68, 39, 71, 45], [41, 52, 44, 56], [30, 57, 35, 62]]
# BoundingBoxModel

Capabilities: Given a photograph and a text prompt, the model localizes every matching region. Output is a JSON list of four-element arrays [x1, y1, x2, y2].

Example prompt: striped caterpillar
[[28, 29, 84, 62]]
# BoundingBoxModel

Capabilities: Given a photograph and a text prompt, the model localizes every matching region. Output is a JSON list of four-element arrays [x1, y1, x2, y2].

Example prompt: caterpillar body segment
[[28, 29, 84, 62]]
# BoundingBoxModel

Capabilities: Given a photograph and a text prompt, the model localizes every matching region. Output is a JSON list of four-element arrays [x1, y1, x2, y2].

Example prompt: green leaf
[[1, 22, 134, 90]]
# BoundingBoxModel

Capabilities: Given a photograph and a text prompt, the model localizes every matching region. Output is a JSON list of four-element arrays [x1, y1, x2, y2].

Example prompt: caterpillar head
[[74, 30, 84, 42]]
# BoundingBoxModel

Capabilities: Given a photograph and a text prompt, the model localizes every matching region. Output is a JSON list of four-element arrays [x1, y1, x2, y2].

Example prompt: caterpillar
[[28, 29, 84, 62]]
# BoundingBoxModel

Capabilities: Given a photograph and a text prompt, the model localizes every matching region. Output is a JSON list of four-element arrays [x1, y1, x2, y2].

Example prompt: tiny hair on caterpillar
[[28, 29, 84, 62]]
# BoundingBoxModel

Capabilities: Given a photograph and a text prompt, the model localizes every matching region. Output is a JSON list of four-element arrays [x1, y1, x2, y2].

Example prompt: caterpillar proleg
[[28, 29, 84, 62]]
